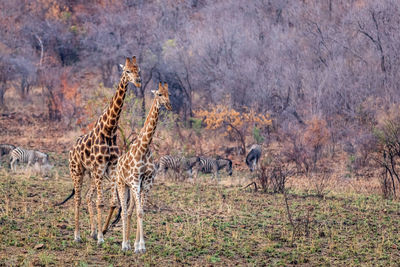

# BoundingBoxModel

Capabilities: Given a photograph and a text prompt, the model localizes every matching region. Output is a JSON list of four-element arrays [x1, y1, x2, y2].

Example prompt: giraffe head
[[152, 82, 172, 111], [120, 56, 141, 87]]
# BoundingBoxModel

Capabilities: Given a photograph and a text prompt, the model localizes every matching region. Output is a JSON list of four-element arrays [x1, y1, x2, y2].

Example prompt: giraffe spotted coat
[[67, 56, 141, 244]]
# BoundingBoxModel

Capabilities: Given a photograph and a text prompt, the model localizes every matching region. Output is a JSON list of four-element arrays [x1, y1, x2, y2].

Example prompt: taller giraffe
[[67, 56, 141, 244], [115, 82, 171, 253]]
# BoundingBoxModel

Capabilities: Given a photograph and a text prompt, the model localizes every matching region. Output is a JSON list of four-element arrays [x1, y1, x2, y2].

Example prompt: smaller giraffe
[[114, 82, 171, 253]]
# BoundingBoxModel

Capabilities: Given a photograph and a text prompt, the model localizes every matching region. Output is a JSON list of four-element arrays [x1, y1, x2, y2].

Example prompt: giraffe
[[67, 56, 141, 244], [114, 82, 171, 253]]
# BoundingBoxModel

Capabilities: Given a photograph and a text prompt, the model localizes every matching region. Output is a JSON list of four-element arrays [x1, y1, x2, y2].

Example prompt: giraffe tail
[[111, 207, 122, 227], [54, 188, 75, 207], [110, 187, 131, 228], [110, 187, 130, 227], [102, 189, 126, 235]]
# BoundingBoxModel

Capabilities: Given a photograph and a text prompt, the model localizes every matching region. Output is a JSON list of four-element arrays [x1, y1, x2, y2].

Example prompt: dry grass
[[0, 108, 399, 266], [0, 159, 399, 266]]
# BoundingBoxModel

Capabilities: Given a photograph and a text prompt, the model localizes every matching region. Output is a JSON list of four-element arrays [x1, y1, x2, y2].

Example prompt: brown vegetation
[[0, 0, 400, 265]]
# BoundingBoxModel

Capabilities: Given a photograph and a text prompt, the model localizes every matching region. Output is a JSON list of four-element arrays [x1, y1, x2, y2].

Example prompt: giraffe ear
[[119, 64, 124, 70], [158, 82, 162, 89], [151, 90, 157, 96], [125, 57, 131, 65], [131, 56, 137, 64]]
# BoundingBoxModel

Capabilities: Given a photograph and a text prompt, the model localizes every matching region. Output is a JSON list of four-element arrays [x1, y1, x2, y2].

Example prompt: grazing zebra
[[194, 156, 233, 181], [158, 155, 200, 179], [246, 144, 262, 172], [0, 144, 16, 167], [10, 147, 49, 171]]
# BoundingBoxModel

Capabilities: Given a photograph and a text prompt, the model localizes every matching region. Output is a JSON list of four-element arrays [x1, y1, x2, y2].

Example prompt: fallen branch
[[242, 181, 258, 192]]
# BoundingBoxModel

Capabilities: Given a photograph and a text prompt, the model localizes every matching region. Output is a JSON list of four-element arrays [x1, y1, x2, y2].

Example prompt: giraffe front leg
[[126, 187, 135, 249], [134, 201, 144, 253], [131, 184, 144, 254], [117, 182, 130, 251], [86, 180, 97, 240], [136, 175, 154, 253]]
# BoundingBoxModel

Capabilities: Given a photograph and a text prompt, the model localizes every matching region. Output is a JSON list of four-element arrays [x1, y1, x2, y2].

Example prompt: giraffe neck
[[131, 98, 161, 153], [98, 74, 129, 136]]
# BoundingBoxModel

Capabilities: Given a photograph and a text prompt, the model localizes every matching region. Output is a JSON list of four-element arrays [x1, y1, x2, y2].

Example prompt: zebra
[[157, 155, 200, 180], [0, 144, 16, 167], [246, 144, 262, 172], [193, 156, 233, 181], [10, 147, 49, 171]]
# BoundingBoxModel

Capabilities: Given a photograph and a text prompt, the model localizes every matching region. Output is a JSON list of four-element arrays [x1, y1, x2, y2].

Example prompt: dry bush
[[380, 168, 396, 199], [269, 162, 294, 193], [373, 109, 400, 199], [283, 190, 315, 245], [345, 130, 377, 174], [280, 118, 330, 175], [256, 164, 268, 192], [309, 168, 332, 197]]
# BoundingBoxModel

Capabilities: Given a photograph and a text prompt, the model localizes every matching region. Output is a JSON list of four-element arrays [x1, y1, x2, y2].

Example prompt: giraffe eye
[[126, 71, 131, 74], [158, 93, 162, 96]]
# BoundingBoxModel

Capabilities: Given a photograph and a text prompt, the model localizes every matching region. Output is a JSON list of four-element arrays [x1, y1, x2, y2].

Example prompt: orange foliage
[[194, 105, 272, 147], [303, 117, 330, 149], [60, 71, 80, 103], [195, 105, 271, 132]]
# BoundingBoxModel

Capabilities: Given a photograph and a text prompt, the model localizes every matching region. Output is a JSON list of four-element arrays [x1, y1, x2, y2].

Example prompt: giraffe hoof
[[122, 242, 131, 251], [91, 231, 98, 240], [134, 244, 146, 254], [97, 237, 104, 245], [134, 248, 146, 254]]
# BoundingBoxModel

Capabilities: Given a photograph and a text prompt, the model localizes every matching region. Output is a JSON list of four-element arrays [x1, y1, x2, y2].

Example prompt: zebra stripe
[[10, 147, 49, 171], [194, 157, 233, 180]]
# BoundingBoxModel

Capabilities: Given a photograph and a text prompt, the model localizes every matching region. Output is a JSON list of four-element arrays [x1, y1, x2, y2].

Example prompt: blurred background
[[1, 0, 400, 196]]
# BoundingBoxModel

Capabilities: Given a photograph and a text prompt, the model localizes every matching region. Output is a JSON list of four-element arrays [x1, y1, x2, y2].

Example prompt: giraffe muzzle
[[134, 79, 142, 88]]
